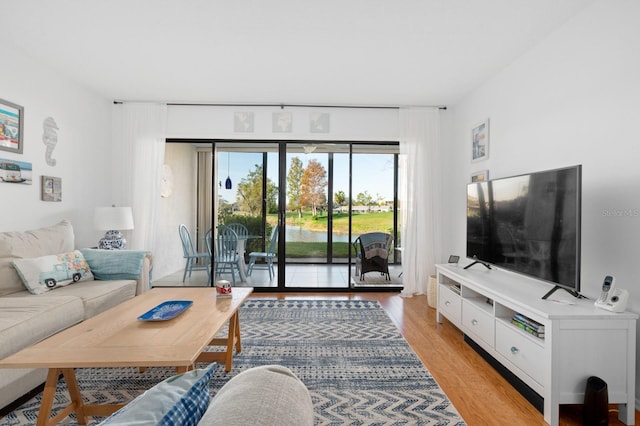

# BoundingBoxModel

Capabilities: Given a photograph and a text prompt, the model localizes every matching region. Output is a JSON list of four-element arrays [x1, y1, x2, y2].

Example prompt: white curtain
[[399, 107, 442, 296], [111, 102, 167, 252]]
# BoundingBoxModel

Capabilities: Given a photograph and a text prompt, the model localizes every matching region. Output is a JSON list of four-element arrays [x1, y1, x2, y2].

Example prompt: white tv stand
[[436, 263, 638, 426]]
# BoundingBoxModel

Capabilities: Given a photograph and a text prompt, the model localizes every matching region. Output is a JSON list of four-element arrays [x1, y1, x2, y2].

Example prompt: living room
[[1, 0, 639, 424]]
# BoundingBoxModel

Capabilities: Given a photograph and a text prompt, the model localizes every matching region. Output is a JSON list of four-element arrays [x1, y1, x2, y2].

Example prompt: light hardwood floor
[[253, 291, 639, 426]]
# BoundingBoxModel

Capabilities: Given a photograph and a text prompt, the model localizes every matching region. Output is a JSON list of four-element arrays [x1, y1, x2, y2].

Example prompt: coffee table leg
[[198, 311, 244, 371], [36, 369, 60, 426], [62, 368, 88, 425], [36, 368, 87, 426], [224, 313, 238, 371], [234, 311, 242, 353]]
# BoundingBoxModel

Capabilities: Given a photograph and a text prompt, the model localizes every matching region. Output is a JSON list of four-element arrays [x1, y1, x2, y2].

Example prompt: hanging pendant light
[[225, 152, 232, 189]]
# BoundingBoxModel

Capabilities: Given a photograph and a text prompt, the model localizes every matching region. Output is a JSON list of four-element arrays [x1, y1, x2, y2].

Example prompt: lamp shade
[[94, 207, 134, 231]]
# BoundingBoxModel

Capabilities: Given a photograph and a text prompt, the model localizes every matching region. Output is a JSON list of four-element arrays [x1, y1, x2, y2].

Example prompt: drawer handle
[[471, 319, 478, 326], [510, 346, 519, 354], [445, 301, 451, 306]]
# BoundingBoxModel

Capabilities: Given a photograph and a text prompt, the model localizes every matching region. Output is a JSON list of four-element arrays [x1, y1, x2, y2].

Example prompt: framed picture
[[471, 118, 489, 162], [0, 98, 24, 154], [471, 170, 489, 182], [272, 112, 292, 133], [0, 157, 31, 184], [234, 112, 254, 132], [310, 112, 330, 133], [41, 176, 62, 201]]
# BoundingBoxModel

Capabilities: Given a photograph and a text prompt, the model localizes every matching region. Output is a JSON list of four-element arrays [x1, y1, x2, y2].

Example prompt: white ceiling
[[3, 0, 593, 107]]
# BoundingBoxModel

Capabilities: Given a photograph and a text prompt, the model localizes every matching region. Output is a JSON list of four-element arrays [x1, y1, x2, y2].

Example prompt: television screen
[[466, 165, 581, 293]]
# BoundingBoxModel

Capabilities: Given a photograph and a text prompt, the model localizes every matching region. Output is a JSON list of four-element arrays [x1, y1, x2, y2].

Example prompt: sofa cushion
[[0, 295, 84, 359], [98, 363, 217, 426], [5, 278, 137, 319], [198, 365, 314, 426], [12, 250, 93, 295], [0, 220, 74, 296]]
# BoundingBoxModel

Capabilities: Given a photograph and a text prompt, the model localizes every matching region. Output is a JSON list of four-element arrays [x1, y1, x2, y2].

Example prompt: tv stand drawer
[[495, 321, 544, 386], [462, 301, 494, 347], [438, 285, 461, 326]]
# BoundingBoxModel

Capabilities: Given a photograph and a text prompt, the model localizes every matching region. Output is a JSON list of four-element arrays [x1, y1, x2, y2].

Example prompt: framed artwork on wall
[[471, 170, 489, 182], [234, 112, 254, 132], [310, 112, 330, 133], [0, 98, 24, 154], [0, 158, 32, 184], [471, 118, 489, 162], [41, 175, 62, 201], [273, 112, 292, 133]]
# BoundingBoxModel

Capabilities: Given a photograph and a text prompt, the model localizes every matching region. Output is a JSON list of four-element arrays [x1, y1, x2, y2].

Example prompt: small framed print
[[471, 118, 489, 162], [41, 175, 62, 202], [448, 255, 460, 264], [234, 112, 254, 132], [0, 98, 24, 154], [471, 170, 489, 182]]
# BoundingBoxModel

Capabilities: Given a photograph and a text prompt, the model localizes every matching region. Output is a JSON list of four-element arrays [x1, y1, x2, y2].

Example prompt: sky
[[218, 151, 395, 205]]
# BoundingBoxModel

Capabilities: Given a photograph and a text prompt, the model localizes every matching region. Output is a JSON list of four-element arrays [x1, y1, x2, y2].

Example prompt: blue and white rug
[[3, 299, 465, 425]]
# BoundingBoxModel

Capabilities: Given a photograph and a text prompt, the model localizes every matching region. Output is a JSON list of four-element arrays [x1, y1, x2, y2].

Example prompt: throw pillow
[[98, 363, 217, 426], [12, 250, 94, 295]]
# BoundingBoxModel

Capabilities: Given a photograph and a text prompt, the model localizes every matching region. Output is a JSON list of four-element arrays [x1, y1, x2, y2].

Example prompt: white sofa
[[0, 220, 152, 410], [98, 364, 315, 426]]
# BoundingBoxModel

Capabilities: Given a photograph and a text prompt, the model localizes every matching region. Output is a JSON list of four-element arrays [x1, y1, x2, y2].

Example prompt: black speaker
[[583, 376, 608, 426]]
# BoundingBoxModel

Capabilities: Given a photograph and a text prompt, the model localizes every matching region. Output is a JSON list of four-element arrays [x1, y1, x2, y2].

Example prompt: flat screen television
[[466, 165, 582, 298]]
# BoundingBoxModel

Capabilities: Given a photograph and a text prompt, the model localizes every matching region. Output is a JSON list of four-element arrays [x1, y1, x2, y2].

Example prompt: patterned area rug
[[3, 299, 465, 425]]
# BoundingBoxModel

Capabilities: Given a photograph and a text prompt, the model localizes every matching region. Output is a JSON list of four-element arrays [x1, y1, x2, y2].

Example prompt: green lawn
[[261, 210, 394, 259], [267, 211, 394, 235]]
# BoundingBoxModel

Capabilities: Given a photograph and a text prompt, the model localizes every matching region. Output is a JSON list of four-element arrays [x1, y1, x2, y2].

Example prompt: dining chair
[[178, 224, 211, 283], [247, 225, 278, 281], [226, 223, 250, 267], [215, 225, 241, 285], [226, 223, 249, 239]]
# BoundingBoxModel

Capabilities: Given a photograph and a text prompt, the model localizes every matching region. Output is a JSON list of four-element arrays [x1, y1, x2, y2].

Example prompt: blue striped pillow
[[98, 363, 216, 426]]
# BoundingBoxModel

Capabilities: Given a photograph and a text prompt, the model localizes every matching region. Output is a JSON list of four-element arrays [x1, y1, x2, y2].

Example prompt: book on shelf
[[511, 319, 545, 338], [512, 313, 544, 331], [449, 284, 461, 294]]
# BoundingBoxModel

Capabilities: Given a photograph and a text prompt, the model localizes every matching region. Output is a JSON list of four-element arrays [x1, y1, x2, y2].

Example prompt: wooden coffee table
[[0, 286, 253, 426]]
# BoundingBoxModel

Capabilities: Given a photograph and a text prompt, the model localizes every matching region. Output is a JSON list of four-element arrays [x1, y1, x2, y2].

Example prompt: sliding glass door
[[208, 141, 400, 290]]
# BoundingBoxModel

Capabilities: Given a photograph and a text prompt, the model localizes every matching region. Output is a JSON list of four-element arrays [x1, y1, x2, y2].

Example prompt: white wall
[[167, 105, 398, 141], [0, 44, 114, 247], [441, 0, 640, 404]]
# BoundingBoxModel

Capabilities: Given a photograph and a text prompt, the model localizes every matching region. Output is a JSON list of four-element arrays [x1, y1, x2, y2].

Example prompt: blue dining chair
[[178, 224, 211, 283], [215, 225, 241, 285], [226, 223, 248, 239], [247, 225, 278, 281]]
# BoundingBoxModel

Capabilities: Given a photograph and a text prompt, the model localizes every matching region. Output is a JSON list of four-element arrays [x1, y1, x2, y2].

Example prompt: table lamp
[[94, 206, 134, 250]]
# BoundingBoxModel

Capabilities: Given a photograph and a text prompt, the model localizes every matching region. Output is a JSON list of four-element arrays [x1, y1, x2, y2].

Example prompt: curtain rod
[[113, 101, 447, 110]]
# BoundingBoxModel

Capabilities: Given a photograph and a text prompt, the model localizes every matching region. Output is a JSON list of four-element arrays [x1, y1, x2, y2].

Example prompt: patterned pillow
[[98, 363, 217, 426], [12, 250, 94, 295]]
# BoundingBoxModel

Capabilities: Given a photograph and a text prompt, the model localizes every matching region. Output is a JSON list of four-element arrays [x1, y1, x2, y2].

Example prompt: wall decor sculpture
[[42, 117, 59, 166]]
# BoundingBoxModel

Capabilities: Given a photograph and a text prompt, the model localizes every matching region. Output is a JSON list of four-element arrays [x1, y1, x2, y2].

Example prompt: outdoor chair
[[215, 225, 241, 285], [226, 223, 249, 239], [179, 224, 211, 283], [353, 232, 393, 280], [247, 225, 278, 281]]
